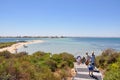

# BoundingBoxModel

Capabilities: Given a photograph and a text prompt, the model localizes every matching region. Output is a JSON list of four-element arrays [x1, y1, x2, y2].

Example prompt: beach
[[0, 40, 44, 53], [0, 37, 120, 56]]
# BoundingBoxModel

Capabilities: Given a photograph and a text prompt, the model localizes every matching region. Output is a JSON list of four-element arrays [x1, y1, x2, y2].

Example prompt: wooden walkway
[[73, 62, 103, 80]]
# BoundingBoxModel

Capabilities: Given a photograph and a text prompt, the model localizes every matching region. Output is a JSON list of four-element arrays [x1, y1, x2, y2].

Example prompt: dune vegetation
[[95, 49, 120, 80], [0, 51, 75, 80], [0, 42, 17, 48]]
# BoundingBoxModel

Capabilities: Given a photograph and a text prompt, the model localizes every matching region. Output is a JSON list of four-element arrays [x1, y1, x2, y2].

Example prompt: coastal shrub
[[96, 49, 120, 80], [0, 42, 16, 48], [44, 59, 57, 72], [33, 51, 46, 57], [104, 60, 120, 80], [35, 66, 60, 80], [102, 48, 115, 56], [57, 61, 68, 68], [96, 49, 119, 69], [0, 51, 12, 59], [60, 52, 75, 61], [60, 52, 75, 68], [0, 51, 75, 80], [52, 54, 62, 62], [95, 57, 105, 68], [107, 53, 118, 64], [51, 53, 75, 69], [15, 51, 28, 58]]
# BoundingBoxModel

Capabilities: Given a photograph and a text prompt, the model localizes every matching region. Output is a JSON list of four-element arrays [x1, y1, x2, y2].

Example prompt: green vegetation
[[0, 42, 17, 48], [96, 49, 120, 80], [0, 51, 75, 80]]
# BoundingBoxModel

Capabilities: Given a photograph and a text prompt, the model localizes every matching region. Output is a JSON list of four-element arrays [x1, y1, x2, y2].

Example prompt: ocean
[[0, 37, 120, 57]]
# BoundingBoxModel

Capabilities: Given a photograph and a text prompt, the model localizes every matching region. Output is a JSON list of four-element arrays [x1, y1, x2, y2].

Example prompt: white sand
[[0, 40, 44, 53]]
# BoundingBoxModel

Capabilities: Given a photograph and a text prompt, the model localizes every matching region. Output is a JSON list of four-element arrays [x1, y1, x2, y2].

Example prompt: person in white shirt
[[85, 52, 91, 65]]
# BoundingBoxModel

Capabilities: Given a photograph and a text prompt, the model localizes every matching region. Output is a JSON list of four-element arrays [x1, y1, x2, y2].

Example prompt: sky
[[0, 0, 120, 37]]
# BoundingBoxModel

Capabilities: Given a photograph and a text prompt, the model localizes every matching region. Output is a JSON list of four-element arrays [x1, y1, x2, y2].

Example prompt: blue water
[[0, 37, 120, 56]]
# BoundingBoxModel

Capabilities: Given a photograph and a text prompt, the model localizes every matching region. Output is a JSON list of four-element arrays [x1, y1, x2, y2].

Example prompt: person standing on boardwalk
[[85, 52, 91, 65], [91, 51, 96, 71], [88, 60, 94, 76], [76, 56, 81, 65], [81, 56, 86, 64], [91, 51, 95, 66], [88, 51, 96, 76]]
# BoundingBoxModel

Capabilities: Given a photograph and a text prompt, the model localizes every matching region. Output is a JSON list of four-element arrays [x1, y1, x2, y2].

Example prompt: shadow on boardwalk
[[90, 75, 99, 80]]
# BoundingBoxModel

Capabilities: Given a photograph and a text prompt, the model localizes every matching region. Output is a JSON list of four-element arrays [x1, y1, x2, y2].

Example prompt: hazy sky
[[0, 0, 120, 37]]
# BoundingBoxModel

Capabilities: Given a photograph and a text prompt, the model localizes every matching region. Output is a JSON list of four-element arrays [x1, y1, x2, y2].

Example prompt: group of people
[[76, 51, 96, 76]]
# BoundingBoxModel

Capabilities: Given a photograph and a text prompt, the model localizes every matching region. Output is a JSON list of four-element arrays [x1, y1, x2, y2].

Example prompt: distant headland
[[0, 36, 67, 38]]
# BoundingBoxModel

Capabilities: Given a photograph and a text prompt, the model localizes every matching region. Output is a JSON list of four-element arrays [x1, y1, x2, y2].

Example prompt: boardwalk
[[73, 62, 103, 80]]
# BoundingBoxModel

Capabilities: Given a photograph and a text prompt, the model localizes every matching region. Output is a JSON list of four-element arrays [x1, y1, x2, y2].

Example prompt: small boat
[[23, 45, 28, 48]]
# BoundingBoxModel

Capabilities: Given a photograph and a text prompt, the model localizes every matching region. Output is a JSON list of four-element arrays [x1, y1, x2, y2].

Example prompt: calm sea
[[0, 37, 120, 56]]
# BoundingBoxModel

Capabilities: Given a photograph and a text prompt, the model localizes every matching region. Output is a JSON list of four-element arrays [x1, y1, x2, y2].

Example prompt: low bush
[[0, 51, 75, 80], [96, 49, 120, 80]]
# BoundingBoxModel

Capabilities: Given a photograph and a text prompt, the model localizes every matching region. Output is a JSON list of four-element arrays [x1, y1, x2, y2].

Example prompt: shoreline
[[0, 40, 44, 53]]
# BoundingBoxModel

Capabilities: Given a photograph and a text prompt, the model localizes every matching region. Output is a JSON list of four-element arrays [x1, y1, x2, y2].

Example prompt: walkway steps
[[73, 62, 103, 80]]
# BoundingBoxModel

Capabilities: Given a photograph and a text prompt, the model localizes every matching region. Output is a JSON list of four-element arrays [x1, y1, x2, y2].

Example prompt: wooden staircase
[[73, 62, 103, 80]]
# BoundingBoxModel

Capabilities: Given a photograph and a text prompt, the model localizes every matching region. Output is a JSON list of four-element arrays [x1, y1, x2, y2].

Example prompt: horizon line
[[0, 36, 120, 38]]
